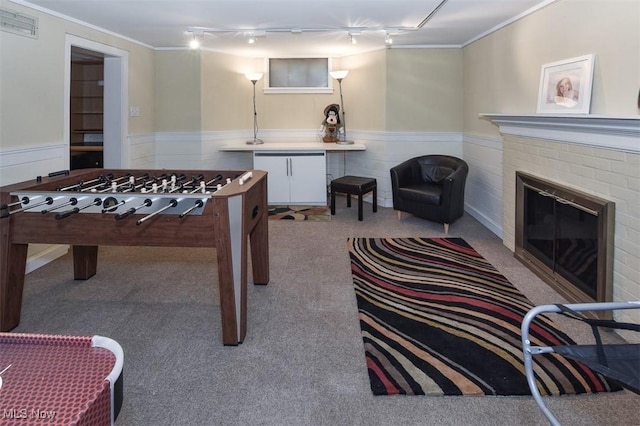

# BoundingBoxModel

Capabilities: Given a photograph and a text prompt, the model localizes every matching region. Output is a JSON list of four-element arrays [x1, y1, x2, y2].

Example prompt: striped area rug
[[348, 237, 621, 396]]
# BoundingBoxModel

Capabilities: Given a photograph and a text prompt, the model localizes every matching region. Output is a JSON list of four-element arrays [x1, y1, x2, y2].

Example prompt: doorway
[[70, 48, 104, 170], [65, 35, 129, 169]]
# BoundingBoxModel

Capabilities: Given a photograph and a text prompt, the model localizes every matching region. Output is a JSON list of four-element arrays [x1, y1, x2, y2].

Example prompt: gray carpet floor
[[14, 197, 639, 425]]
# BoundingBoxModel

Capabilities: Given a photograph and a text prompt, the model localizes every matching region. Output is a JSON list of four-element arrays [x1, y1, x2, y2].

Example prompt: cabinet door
[[289, 152, 326, 205], [253, 154, 290, 205]]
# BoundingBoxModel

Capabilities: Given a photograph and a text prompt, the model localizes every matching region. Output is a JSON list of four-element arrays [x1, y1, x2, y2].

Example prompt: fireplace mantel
[[481, 114, 640, 153]]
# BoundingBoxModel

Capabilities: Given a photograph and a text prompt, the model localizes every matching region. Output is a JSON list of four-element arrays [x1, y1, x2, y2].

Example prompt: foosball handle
[[37, 170, 70, 182], [55, 207, 80, 220], [115, 208, 136, 221]]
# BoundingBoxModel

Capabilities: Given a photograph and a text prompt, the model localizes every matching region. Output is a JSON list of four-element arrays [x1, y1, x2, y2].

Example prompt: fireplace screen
[[524, 187, 599, 299], [515, 172, 614, 309]]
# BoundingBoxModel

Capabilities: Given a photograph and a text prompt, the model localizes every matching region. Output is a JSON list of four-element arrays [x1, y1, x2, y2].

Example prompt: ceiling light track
[[184, 20, 428, 48], [416, 0, 449, 29], [186, 25, 416, 36]]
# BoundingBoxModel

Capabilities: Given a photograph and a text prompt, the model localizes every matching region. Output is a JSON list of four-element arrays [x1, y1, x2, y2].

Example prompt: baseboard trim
[[465, 204, 503, 239]]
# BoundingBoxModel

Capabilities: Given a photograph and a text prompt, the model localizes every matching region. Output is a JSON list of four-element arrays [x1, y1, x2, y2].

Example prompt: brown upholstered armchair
[[390, 155, 468, 234]]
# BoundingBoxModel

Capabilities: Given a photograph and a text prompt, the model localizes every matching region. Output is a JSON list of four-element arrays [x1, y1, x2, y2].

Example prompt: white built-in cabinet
[[253, 151, 327, 205]]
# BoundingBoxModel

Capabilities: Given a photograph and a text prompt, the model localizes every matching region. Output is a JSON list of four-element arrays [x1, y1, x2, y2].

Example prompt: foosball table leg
[[250, 204, 269, 286], [0, 242, 28, 331], [73, 245, 99, 280], [214, 194, 246, 346]]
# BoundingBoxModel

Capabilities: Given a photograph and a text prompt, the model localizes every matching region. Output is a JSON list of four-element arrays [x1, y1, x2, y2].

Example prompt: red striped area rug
[[348, 237, 621, 396]]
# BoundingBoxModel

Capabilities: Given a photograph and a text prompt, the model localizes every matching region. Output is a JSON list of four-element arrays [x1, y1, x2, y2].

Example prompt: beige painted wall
[[463, 0, 640, 136], [154, 50, 201, 132], [1, 4, 66, 148], [157, 50, 344, 131], [386, 49, 463, 132], [200, 51, 254, 131], [128, 46, 156, 135], [0, 0, 156, 148], [339, 50, 387, 132]]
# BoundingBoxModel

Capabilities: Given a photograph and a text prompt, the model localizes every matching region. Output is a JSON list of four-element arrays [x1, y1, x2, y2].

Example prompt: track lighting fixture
[[185, 27, 404, 49], [246, 30, 266, 45], [186, 30, 202, 49], [348, 30, 360, 45], [189, 35, 200, 49]]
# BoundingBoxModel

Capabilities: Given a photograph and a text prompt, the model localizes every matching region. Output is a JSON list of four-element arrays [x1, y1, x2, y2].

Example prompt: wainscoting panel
[[463, 134, 504, 238], [128, 134, 156, 169], [0, 143, 68, 185], [2, 130, 506, 273], [0, 143, 70, 272]]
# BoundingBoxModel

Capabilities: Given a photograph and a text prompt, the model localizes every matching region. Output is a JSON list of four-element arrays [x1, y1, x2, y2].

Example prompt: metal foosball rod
[[82, 173, 133, 193], [139, 173, 174, 194], [167, 175, 193, 193], [133, 173, 167, 192], [56, 174, 113, 192], [187, 182, 207, 194], [118, 173, 151, 193], [150, 174, 183, 193], [55, 197, 102, 220], [186, 174, 223, 194], [207, 174, 224, 185], [179, 199, 205, 218], [171, 174, 204, 194], [148, 175, 180, 194], [81, 173, 130, 193], [136, 199, 178, 226], [1, 197, 54, 218], [99, 176, 143, 193], [125, 174, 165, 193], [41, 197, 78, 214], [114, 199, 153, 221], [0, 196, 30, 211]]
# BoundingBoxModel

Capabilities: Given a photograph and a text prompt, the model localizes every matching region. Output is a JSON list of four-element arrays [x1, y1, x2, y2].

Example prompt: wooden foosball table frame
[[0, 168, 269, 345]]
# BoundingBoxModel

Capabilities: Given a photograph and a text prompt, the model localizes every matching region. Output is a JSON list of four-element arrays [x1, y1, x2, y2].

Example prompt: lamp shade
[[329, 70, 349, 80], [245, 72, 263, 82]]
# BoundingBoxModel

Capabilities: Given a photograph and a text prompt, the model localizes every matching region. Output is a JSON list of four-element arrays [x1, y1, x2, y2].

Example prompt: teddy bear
[[321, 103, 342, 143]]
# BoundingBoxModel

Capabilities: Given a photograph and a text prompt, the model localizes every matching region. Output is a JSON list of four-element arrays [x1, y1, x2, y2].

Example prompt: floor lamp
[[329, 70, 354, 145], [245, 72, 264, 145]]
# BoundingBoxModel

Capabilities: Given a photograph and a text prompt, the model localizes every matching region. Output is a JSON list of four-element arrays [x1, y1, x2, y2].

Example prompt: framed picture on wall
[[536, 54, 595, 114]]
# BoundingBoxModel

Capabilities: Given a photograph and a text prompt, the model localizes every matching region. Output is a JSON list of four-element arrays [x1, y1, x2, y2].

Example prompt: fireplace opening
[[515, 172, 615, 318]]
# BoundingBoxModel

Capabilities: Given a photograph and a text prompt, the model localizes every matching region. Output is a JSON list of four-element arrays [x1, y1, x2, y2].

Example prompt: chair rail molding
[[480, 114, 640, 153]]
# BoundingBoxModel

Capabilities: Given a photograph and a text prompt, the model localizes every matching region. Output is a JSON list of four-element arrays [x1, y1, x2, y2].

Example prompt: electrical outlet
[[129, 106, 140, 117]]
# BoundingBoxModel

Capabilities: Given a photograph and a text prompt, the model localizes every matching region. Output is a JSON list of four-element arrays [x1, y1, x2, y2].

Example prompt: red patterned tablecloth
[[0, 333, 122, 425]]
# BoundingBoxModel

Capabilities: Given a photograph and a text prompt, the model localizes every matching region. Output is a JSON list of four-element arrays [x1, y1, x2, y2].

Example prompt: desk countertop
[[219, 142, 366, 152]]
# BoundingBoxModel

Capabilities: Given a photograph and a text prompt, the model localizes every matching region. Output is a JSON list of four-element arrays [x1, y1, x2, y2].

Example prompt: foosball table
[[0, 168, 269, 345]]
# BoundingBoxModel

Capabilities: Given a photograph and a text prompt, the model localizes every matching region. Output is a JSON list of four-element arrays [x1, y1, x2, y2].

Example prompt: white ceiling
[[15, 0, 554, 57]]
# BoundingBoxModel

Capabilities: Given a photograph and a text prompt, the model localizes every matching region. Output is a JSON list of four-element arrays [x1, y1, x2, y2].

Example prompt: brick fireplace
[[483, 114, 640, 325]]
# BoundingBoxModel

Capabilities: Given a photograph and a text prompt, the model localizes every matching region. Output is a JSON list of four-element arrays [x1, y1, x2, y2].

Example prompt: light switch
[[129, 106, 140, 117]]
